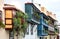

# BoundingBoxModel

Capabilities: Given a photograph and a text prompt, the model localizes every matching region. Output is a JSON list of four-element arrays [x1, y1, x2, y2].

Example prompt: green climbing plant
[[33, 13, 40, 21], [13, 11, 28, 38], [0, 19, 5, 28]]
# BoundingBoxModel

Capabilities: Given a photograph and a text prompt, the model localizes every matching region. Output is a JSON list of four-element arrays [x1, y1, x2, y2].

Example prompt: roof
[[25, 2, 33, 4], [4, 4, 14, 6], [3, 4, 25, 14], [3, 4, 18, 10], [48, 16, 56, 21]]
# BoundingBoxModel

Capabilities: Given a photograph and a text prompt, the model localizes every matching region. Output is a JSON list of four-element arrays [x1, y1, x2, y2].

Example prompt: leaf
[[24, 14, 28, 19], [13, 18, 17, 27], [0, 21, 5, 28], [16, 11, 24, 18], [13, 11, 28, 36]]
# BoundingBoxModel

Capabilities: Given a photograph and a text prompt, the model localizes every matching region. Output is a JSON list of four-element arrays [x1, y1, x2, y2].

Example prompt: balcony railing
[[37, 30, 48, 36], [43, 19, 48, 25], [55, 28, 59, 33], [48, 25, 54, 31], [43, 19, 55, 27], [32, 14, 40, 22], [43, 29, 48, 34], [48, 23, 54, 27], [48, 20, 54, 26], [43, 26, 48, 34]]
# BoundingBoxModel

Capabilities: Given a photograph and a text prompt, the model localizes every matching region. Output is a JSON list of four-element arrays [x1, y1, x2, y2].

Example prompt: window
[[5, 25, 12, 28], [5, 19, 12, 24], [9, 30, 14, 39], [31, 24, 34, 35], [5, 19, 13, 29], [45, 37, 47, 39], [5, 10, 12, 18], [40, 37, 42, 39], [40, 37, 44, 39], [26, 26, 29, 35], [25, 24, 29, 35], [5, 9, 13, 29], [26, 24, 34, 35]]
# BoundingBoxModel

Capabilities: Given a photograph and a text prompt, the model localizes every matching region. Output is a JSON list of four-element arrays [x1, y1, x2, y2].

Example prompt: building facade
[[0, 0, 9, 39], [0, 0, 59, 39], [40, 7, 59, 39], [25, 3, 40, 39], [37, 12, 48, 39]]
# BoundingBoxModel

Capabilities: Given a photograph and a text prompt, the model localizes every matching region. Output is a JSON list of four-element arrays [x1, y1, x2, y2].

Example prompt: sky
[[5, 0, 60, 23]]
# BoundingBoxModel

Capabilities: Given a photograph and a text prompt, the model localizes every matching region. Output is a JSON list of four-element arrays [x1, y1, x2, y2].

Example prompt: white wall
[[0, 28, 9, 39], [58, 26, 60, 39], [0, 0, 4, 10], [13, 23, 38, 39], [0, 1, 9, 39], [24, 23, 39, 39]]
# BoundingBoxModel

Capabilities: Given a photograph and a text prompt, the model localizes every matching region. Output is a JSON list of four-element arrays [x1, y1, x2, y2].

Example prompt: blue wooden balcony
[[37, 24, 48, 36], [43, 19, 48, 25], [37, 13, 48, 36], [39, 13, 49, 27], [25, 3, 40, 24], [42, 19, 49, 27]]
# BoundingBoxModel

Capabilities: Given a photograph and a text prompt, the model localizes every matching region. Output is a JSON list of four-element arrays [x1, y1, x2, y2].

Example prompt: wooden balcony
[[5, 9, 13, 30], [25, 3, 40, 24]]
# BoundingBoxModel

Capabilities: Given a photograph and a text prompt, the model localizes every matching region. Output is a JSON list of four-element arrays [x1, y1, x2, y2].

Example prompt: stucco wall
[[0, 28, 9, 39], [0, 1, 9, 39], [23, 23, 39, 39]]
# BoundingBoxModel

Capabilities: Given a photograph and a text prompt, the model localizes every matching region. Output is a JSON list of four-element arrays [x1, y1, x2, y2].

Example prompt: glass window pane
[[26, 26, 29, 34], [5, 25, 12, 28], [6, 19, 12, 24], [31, 24, 34, 35], [9, 30, 14, 39], [26, 24, 29, 35], [5, 10, 12, 18]]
